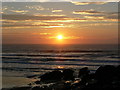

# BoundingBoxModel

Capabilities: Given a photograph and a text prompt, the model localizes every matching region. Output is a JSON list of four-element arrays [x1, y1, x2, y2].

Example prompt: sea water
[[2, 44, 120, 88]]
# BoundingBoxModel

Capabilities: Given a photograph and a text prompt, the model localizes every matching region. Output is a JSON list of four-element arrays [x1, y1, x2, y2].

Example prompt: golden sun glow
[[57, 35, 63, 40]]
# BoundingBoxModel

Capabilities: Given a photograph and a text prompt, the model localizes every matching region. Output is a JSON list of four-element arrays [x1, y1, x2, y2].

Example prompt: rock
[[6, 86, 31, 90], [40, 70, 63, 82], [78, 67, 90, 86], [63, 69, 74, 80], [78, 67, 90, 78], [88, 73, 96, 80], [115, 65, 120, 80], [34, 80, 41, 84], [32, 86, 41, 90], [51, 81, 72, 90], [32, 86, 50, 90], [2, 65, 120, 90], [26, 75, 37, 78], [95, 65, 116, 84]]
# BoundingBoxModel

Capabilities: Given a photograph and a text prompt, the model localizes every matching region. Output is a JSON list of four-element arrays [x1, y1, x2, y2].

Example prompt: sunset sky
[[2, 1, 118, 44]]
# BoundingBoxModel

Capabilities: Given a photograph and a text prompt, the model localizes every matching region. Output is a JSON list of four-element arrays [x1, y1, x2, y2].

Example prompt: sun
[[57, 35, 63, 40]]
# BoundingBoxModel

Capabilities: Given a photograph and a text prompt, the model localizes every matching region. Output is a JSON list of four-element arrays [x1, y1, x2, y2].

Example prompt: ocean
[[2, 44, 120, 88]]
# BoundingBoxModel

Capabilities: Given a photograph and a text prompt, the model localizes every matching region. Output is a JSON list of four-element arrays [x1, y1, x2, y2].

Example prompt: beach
[[2, 65, 120, 90], [2, 44, 119, 89]]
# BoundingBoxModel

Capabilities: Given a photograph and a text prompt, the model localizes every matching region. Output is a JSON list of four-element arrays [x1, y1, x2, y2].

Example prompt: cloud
[[72, 2, 90, 5], [44, 18, 87, 23], [0, 12, 4, 14], [49, 35, 83, 40], [2, 17, 67, 29], [2, 0, 50, 2], [2, 14, 117, 28], [2, 14, 67, 20], [2, 11, 118, 29], [64, 36, 83, 39], [105, 12, 118, 19], [52, 10, 63, 13], [71, 2, 107, 5], [83, 15, 118, 22], [2, 20, 65, 28], [73, 9, 103, 15], [89, 12, 118, 20], [2, 7, 8, 11], [2, 0, 120, 2], [10, 10, 29, 14], [32, 33, 51, 35], [73, 9, 118, 21], [34, 14, 66, 17], [25, 5, 45, 10], [84, 16, 104, 19]]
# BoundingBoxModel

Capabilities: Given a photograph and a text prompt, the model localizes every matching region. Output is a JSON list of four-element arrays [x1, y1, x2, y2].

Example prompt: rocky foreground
[[2, 65, 120, 90]]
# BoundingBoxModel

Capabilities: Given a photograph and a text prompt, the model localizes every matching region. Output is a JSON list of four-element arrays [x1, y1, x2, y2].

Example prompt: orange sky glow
[[2, 2, 118, 45]]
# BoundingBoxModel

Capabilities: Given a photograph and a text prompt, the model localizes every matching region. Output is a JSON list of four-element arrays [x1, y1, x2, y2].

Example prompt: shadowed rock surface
[[63, 69, 74, 80], [40, 70, 63, 82], [95, 65, 116, 83]]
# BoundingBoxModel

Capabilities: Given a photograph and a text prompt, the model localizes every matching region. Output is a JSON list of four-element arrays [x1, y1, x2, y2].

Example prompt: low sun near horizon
[[57, 35, 63, 40]]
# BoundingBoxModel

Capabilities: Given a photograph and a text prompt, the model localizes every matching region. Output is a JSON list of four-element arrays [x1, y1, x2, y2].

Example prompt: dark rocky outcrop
[[95, 65, 116, 84], [40, 70, 63, 82], [63, 69, 74, 80], [78, 67, 90, 85], [2, 86, 31, 90], [78, 67, 90, 78], [2, 65, 120, 90], [115, 65, 120, 80]]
